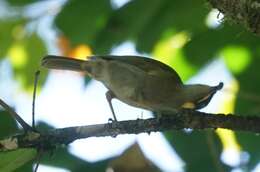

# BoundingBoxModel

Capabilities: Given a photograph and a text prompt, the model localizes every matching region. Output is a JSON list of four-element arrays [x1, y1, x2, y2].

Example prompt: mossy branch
[[208, 0, 260, 35]]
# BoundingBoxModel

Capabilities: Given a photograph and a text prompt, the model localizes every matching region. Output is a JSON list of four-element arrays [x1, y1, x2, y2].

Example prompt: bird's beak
[[214, 82, 224, 91]]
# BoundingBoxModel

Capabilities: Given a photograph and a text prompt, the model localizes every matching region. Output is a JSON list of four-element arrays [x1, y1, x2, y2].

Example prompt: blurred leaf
[[153, 32, 198, 81], [55, 0, 113, 47], [136, 0, 209, 52], [109, 143, 160, 172], [236, 132, 260, 170], [68, 45, 92, 60], [183, 25, 259, 67], [93, 0, 165, 53], [7, 32, 47, 91], [235, 57, 260, 115], [215, 80, 241, 152], [93, 0, 209, 53], [0, 111, 18, 138], [182, 25, 260, 116], [0, 148, 36, 172], [0, 17, 46, 91], [0, 18, 26, 58], [6, 0, 35, 6], [167, 130, 229, 172], [57, 36, 93, 85], [39, 147, 109, 172], [58, 35, 93, 60], [220, 45, 252, 74]]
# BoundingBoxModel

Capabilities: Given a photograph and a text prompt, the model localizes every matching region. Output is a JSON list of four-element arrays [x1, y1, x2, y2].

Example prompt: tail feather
[[41, 55, 85, 72]]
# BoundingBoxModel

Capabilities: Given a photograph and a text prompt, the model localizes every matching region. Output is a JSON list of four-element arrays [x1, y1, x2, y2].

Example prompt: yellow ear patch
[[182, 102, 195, 109]]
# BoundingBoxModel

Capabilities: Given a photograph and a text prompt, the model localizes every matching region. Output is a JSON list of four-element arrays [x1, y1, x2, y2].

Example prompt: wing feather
[[89, 55, 183, 84]]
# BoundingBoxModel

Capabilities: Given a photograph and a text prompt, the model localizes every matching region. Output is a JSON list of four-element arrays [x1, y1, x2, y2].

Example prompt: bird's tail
[[41, 55, 86, 72]]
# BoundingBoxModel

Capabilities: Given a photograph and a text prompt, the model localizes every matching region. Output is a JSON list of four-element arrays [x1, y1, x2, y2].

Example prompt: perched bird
[[41, 55, 223, 121]]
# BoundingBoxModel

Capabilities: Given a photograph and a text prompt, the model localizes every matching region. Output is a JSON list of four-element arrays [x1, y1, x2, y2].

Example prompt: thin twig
[[0, 98, 33, 131], [32, 70, 40, 129], [33, 149, 43, 172]]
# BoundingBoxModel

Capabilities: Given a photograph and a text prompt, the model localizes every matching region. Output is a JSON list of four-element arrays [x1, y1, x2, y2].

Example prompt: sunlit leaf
[[153, 32, 198, 81], [69, 45, 92, 60], [215, 80, 241, 167], [220, 46, 252, 74], [7, 32, 47, 91], [0, 148, 36, 172], [58, 36, 92, 60], [183, 25, 258, 67], [0, 18, 26, 58], [136, 0, 209, 52], [57, 36, 92, 85], [8, 43, 28, 67]]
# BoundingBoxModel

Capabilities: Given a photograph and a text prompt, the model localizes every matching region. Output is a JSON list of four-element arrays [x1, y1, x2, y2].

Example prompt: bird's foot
[[107, 118, 119, 137]]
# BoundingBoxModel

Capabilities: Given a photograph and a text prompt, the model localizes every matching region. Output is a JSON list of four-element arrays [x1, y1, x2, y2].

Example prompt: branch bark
[[208, 0, 260, 35], [1, 110, 260, 152]]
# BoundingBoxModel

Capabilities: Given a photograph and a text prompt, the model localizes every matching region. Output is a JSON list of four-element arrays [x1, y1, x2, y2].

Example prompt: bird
[[41, 55, 223, 121]]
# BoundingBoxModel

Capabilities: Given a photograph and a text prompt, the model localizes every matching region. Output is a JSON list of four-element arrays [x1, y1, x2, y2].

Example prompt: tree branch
[[208, 0, 260, 35], [1, 109, 260, 152]]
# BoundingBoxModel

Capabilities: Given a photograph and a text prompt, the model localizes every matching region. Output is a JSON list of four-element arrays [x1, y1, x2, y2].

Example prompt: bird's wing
[[89, 55, 183, 84]]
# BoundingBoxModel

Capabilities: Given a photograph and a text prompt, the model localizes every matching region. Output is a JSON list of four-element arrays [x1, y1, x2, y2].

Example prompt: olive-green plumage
[[41, 55, 223, 120]]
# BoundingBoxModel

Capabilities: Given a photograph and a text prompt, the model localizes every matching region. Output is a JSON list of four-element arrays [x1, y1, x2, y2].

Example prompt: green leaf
[[93, 0, 209, 54], [153, 32, 198, 81], [0, 148, 36, 172], [136, 0, 209, 52], [6, 0, 35, 6], [235, 57, 260, 115], [7, 32, 47, 91], [182, 25, 260, 116], [220, 45, 252, 74], [0, 18, 26, 58], [182, 24, 260, 115], [0, 17, 46, 91], [40, 147, 109, 172], [93, 0, 165, 53], [236, 132, 260, 170], [55, 0, 113, 47], [183, 25, 259, 67], [167, 130, 229, 172], [0, 111, 18, 138]]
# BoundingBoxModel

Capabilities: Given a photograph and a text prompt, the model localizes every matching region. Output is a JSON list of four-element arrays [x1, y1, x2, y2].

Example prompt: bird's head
[[181, 82, 223, 110]]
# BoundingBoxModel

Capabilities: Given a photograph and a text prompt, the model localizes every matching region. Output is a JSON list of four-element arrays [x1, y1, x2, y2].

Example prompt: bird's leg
[[105, 90, 118, 122], [155, 112, 162, 123]]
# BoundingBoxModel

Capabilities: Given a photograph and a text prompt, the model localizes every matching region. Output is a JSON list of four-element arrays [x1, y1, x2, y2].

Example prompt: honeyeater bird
[[41, 55, 223, 121]]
